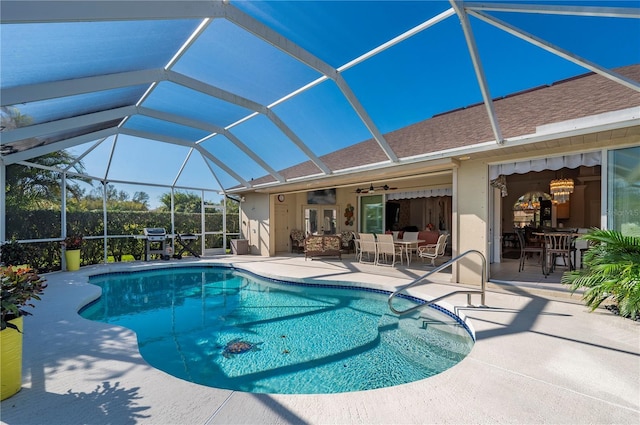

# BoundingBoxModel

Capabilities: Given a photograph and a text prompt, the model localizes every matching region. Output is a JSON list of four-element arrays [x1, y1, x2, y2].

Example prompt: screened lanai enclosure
[[1, 1, 639, 271]]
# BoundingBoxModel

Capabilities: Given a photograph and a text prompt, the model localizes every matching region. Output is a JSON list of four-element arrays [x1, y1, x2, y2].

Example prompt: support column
[[455, 160, 489, 285]]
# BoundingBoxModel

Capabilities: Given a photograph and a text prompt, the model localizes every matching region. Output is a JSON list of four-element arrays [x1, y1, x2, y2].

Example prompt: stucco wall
[[456, 160, 489, 285], [241, 193, 270, 256]]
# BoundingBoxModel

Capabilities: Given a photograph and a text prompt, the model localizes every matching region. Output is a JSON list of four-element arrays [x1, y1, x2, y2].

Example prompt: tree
[[69, 184, 150, 212], [158, 191, 202, 213], [5, 151, 88, 210], [133, 192, 150, 209]]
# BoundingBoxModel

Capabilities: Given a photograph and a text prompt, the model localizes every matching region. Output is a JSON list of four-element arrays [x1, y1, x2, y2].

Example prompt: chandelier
[[549, 178, 574, 203], [513, 191, 550, 210]]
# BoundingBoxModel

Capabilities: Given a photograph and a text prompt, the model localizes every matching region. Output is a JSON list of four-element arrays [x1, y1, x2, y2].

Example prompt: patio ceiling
[[1, 1, 638, 194]]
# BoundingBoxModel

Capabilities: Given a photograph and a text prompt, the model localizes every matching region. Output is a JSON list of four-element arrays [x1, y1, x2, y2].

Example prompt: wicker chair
[[340, 231, 354, 253], [290, 229, 306, 254]]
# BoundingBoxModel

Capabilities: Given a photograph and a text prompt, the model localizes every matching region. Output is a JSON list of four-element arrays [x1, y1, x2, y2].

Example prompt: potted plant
[[1, 266, 47, 400], [562, 229, 640, 320], [61, 235, 83, 271]]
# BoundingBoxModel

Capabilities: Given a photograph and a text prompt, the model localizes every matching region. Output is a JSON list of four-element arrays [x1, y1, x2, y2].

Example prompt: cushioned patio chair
[[290, 229, 306, 254], [417, 233, 449, 266]]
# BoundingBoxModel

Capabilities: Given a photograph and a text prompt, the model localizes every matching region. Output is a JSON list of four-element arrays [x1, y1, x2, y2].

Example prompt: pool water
[[81, 267, 474, 394]]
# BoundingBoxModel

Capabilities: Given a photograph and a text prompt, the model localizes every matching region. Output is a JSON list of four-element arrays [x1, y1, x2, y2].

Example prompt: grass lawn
[[107, 255, 136, 263]]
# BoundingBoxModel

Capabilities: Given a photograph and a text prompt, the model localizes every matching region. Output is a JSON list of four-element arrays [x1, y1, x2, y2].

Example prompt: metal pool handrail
[[388, 249, 487, 315]]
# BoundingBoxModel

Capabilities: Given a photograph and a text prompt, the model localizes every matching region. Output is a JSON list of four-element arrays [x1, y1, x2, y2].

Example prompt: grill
[[143, 227, 168, 260], [175, 233, 200, 259]]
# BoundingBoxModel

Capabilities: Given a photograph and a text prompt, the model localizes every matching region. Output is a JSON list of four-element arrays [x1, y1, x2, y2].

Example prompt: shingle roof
[[251, 64, 639, 185]]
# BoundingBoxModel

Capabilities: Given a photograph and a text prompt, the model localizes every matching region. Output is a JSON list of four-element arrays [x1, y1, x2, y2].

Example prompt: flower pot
[[1, 316, 23, 400], [65, 249, 81, 271]]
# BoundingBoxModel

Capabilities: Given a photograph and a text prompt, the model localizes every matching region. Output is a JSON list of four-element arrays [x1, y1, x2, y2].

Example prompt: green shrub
[[5, 208, 234, 272], [562, 229, 640, 320]]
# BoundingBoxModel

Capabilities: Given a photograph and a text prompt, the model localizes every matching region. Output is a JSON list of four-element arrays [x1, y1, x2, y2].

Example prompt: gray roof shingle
[[250, 64, 640, 185]]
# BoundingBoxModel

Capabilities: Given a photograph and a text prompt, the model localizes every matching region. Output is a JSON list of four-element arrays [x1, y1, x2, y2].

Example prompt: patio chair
[[340, 231, 354, 253], [515, 228, 543, 272], [417, 233, 449, 266], [543, 231, 575, 276], [401, 231, 420, 258], [290, 229, 305, 254], [351, 231, 361, 259], [375, 234, 402, 267], [358, 233, 377, 264]]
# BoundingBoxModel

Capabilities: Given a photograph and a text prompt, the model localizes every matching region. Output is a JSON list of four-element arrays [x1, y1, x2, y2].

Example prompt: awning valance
[[489, 152, 601, 180], [387, 188, 452, 200]]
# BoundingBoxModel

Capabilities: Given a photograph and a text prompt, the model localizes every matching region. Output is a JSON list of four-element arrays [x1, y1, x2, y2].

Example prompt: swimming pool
[[81, 266, 474, 394]]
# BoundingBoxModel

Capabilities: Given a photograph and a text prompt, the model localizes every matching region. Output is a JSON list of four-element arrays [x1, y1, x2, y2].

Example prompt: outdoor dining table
[[393, 239, 425, 265], [533, 231, 580, 276]]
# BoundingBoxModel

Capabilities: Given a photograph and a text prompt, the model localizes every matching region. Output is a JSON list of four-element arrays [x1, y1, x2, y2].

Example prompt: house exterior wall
[[241, 192, 270, 256], [456, 160, 489, 285]]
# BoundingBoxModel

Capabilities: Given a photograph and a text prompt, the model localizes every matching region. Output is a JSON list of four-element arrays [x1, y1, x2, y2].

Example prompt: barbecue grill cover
[[144, 228, 166, 236]]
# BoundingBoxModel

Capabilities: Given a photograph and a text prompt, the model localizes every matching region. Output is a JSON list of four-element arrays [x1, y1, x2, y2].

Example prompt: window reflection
[[608, 146, 640, 236]]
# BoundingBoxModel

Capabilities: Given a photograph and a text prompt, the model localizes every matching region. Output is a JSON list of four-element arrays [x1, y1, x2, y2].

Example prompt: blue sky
[[11, 0, 633, 208]]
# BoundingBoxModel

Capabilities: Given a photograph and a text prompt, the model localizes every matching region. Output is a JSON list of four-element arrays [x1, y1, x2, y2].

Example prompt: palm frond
[[562, 229, 640, 318]]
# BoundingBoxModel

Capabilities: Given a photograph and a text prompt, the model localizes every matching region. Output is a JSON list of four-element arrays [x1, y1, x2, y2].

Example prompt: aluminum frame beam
[[2, 128, 117, 165], [0, 1, 227, 23], [0, 69, 164, 106], [1, 106, 135, 144], [468, 9, 640, 93], [139, 106, 285, 182], [120, 128, 250, 188], [450, 0, 504, 144], [463, 2, 640, 18], [223, 2, 399, 163]]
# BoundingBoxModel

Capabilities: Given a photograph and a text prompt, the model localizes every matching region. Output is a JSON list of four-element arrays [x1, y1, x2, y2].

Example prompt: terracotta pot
[[1, 316, 23, 400]]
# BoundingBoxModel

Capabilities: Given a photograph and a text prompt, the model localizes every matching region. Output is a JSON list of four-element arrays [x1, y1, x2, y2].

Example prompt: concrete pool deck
[[1, 255, 638, 424]]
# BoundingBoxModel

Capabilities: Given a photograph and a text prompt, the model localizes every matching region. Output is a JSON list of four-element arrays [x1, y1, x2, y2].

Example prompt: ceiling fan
[[354, 184, 397, 194]]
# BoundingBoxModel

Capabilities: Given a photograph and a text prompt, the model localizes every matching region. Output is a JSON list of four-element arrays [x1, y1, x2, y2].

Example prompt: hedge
[[4, 209, 239, 273]]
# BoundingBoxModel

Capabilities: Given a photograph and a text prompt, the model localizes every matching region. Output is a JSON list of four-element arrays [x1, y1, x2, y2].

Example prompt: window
[[304, 206, 337, 235]]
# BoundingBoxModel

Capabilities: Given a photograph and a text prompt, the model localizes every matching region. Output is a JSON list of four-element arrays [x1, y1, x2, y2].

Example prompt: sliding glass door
[[359, 195, 384, 234], [608, 146, 640, 236]]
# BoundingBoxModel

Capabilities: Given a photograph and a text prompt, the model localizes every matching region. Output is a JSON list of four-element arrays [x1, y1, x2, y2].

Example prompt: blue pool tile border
[[88, 264, 475, 341]]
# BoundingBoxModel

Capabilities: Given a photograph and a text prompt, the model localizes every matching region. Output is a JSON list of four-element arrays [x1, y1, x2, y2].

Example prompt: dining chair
[[351, 231, 361, 260], [543, 232, 574, 276], [375, 234, 400, 267], [401, 231, 419, 258], [515, 228, 543, 272], [358, 233, 377, 264]]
